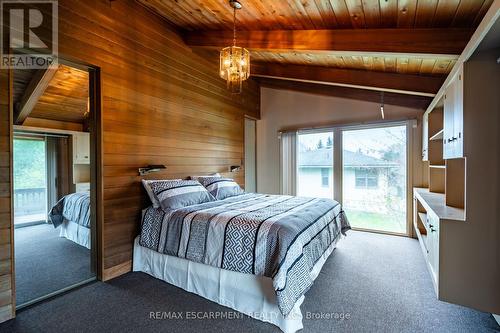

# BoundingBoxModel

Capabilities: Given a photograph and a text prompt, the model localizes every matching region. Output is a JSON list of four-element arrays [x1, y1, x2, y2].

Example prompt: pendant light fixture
[[219, 0, 250, 94]]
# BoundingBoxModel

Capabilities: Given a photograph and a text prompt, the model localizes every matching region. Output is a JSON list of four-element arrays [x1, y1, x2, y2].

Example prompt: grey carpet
[[14, 224, 95, 306], [2, 231, 499, 332]]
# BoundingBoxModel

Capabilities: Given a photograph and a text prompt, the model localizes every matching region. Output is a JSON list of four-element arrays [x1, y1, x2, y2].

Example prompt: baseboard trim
[[102, 260, 131, 281]]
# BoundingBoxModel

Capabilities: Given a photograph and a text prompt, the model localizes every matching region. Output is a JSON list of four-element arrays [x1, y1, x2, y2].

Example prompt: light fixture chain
[[233, 6, 236, 47]]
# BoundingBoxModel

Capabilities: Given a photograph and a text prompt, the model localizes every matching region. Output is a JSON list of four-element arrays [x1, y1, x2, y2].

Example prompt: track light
[[380, 92, 385, 119]]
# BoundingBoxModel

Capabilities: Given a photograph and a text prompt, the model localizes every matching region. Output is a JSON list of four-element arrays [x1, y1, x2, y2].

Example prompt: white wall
[[257, 87, 426, 194]]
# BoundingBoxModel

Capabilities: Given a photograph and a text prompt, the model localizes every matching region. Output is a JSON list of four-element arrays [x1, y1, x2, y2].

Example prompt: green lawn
[[346, 209, 406, 234]]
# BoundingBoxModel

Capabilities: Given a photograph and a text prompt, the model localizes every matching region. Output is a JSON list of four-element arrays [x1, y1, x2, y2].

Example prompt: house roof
[[298, 148, 398, 168]]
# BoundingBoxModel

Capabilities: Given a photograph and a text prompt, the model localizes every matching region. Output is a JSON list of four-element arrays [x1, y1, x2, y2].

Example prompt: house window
[[321, 168, 329, 187], [355, 168, 378, 189]]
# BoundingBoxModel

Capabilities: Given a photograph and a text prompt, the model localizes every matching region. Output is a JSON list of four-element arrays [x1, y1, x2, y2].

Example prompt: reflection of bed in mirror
[[48, 191, 91, 249]]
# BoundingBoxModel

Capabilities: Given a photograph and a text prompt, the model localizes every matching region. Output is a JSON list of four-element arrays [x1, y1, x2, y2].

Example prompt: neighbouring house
[[297, 147, 399, 214]]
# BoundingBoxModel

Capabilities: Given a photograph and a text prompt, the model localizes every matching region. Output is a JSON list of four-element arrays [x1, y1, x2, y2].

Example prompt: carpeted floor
[[14, 224, 95, 306], [3, 231, 499, 332]]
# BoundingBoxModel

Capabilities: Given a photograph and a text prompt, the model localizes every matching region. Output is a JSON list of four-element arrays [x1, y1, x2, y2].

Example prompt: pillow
[[143, 179, 214, 210], [190, 173, 221, 181], [142, 179, 171, 208], [198, 177, 244, 200]]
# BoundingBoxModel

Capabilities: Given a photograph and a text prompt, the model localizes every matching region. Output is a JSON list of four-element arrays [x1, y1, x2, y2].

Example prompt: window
[[296, 131, 333, 199], [321, 168, 329, 187], [354, 168, 379, 189]]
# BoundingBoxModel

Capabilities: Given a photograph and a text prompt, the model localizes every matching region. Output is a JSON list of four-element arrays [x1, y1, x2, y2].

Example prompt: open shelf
[[414, 207, 428, 253], [429, 129, 444, 141], [417, 212, 428, 231], [414, 188, 465, 221], [429, 166, 445, 193]]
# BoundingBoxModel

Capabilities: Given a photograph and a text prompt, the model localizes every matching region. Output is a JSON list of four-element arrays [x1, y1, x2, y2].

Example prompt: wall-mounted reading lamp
[[230, 165, 241, 172], [139, 165, 166, 176]]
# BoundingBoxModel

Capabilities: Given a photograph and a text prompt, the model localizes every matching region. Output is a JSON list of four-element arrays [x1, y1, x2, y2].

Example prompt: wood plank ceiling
[[13, 65, 89, 130], [138, 0, 493, 108]]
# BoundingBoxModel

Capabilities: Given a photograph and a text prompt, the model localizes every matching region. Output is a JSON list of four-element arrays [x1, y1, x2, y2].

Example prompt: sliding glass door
[[342, 125, 407, 234], [292, 123, 409, 235], [13, 137, 47, 226]]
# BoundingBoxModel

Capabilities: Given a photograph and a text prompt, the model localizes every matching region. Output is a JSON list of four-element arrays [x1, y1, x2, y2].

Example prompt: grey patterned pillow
[[142, 179, 181, 208], [142, 179, 214, 210], [198, 177, 244, 200]]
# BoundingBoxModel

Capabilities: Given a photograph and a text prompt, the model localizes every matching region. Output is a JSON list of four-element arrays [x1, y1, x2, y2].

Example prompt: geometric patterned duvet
[[139, 193, 350, 316]]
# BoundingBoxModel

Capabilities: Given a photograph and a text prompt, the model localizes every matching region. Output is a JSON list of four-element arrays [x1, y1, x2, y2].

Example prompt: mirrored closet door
[[13, 62, 97, 308]]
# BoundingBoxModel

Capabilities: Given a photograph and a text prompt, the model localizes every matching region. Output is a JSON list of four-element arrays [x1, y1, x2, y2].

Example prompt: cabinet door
[[453, 66, 464, 157], [73, 133, 90, 164], [427, 213, 440, 281], [443, 80, 455, 159], [422, 113, 429, 161]]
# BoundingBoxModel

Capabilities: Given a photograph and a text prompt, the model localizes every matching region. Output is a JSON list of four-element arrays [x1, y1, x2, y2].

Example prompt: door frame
[[336, 121, 413, 237], [244, 116, 257, 193]]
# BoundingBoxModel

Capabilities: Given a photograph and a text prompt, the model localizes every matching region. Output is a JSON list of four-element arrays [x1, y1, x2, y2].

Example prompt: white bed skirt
[[133, 236, 339, 333], [59, 220, 91, 249]]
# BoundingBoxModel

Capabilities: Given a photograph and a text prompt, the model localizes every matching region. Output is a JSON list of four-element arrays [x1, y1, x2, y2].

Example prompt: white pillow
[[190, 173, 221, 181]]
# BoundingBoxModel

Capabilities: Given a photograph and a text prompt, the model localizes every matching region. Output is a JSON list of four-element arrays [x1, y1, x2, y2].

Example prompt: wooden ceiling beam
[[251, 62, 444, 96], [257, 78, 432, 110], [184, 28, 473, 55], [14, 65, 58, 125]]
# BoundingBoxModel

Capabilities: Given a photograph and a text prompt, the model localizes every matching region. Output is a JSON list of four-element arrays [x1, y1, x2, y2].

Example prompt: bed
[[134, 192, 350, 332], [48, 192, 91, 249]]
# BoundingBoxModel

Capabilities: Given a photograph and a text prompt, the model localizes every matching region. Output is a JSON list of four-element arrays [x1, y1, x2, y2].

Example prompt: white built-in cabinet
[[72, 132, 90, 164], [415, 41, 500, 315], [72, 132, 91, 189], [443, 64, 463, 159]]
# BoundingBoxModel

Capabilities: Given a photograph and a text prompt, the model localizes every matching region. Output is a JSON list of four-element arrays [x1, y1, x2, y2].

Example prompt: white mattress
[[133, 235, 339, 333], [59, 220, 91, 249]]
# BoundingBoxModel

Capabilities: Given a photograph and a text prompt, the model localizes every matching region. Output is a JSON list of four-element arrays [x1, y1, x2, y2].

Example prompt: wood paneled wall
[[54, 0, 259, 280], [0, 70, 14, 321]]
